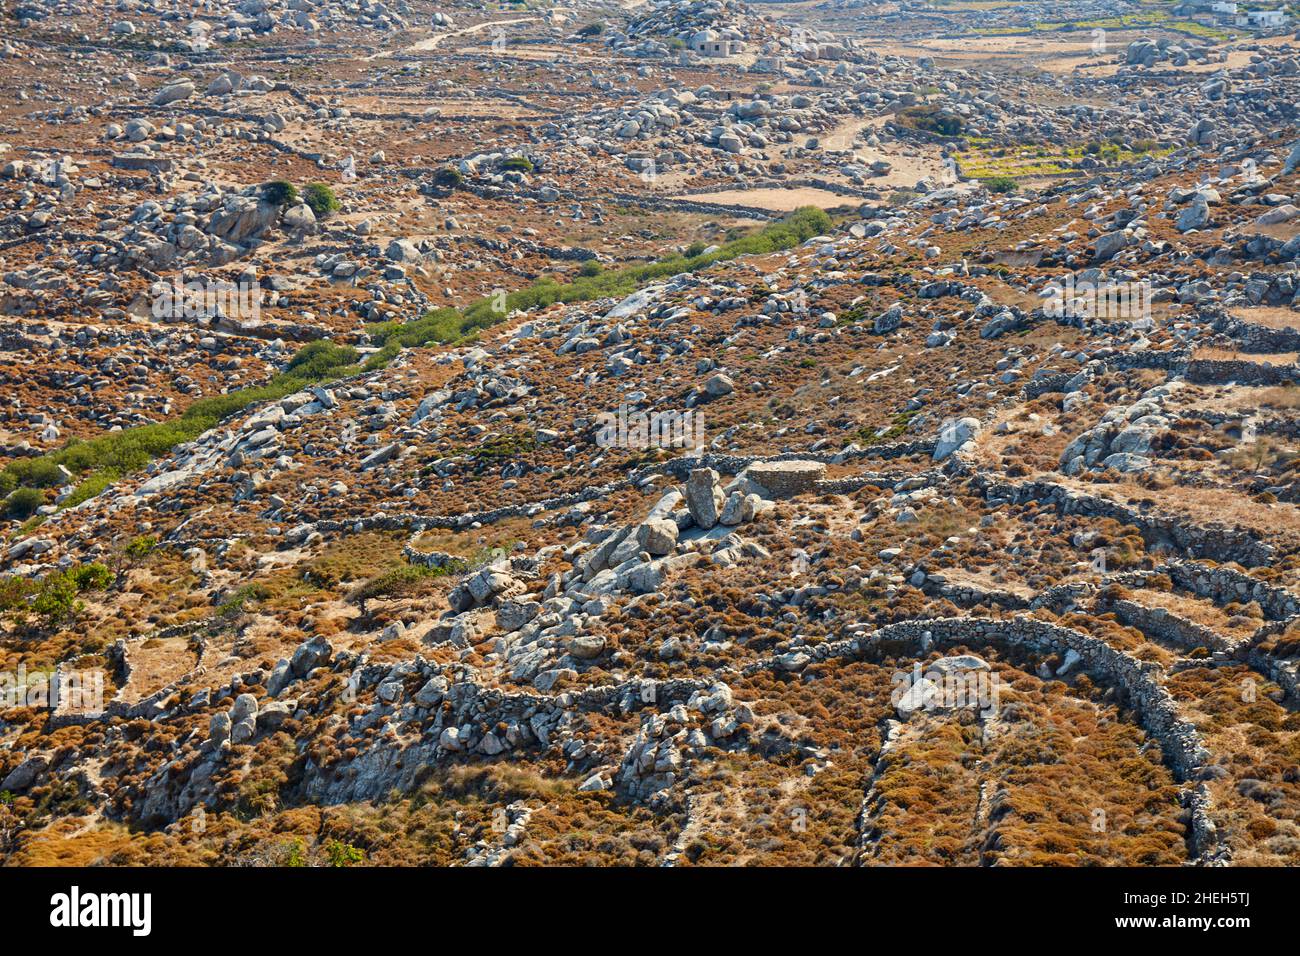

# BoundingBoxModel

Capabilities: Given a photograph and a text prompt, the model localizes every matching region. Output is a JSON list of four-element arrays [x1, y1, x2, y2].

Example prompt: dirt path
[[675, 186, 859, 212], [365, 17, 541, 60]]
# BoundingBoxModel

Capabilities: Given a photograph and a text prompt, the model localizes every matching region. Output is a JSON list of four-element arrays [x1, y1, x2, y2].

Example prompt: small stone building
[[690, 29, 744, 57]]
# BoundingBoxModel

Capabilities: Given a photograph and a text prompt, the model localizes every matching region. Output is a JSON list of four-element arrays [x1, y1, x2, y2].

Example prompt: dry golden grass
[[1126, 588, 1264, 640], [1193, 346, 1300, 365], [1168, 665, 1300, 866], [1232, 306, 1300, 332]]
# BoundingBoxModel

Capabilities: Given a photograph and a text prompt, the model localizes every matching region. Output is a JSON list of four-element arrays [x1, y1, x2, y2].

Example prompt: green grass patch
[[954, 138, 1175, 181], [452, 431, 539, 461], [376, 207, 832, 350], [1, 343, 360, 502]]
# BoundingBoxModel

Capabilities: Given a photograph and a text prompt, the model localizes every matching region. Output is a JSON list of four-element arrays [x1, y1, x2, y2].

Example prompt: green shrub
[[125, 535, 158, 561], [578, 259, 602, 277], [348, 563, 461, 607], [858, 411, 917, 446], [285, 339, 359, 378], [217, 583, 271, 617], [0, 577, 34, 614], [61, 470, 118, 511], [68, 563, 113, 592], [29, 575, 80, 627], [0, 208, 834, 512], [501, 156, 533, 173], [282, 838, 309, 867], [325, 840, 365, 867], [0, 329, 368, 508], [896, 105, 964, 137], [458, 431, 538, 461], [362, 342, 400, 372], [16, 564, 109, 628], [302, 182, 340, 218], [368, 307, 464, 349], [4, 487, 45, 520], [2, 457, 63, 491], [984, 175, 1018, 194], [262, 181, 299, 206], [383, 206, 831, 352], [433, 166, 463, 188]]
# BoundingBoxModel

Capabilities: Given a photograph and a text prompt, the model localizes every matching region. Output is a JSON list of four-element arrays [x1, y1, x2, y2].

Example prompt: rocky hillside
[[0, 0, 1297, 869]]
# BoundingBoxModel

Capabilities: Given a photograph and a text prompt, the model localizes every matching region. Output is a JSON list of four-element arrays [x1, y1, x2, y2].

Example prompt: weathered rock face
[[152, 80, 195, 107], [386, 238, 422, 262], [932, 418, 981, 461], [703, 372, 734, 398], [1093, 230, 1129, 262], [685, 467, 725, 529], [636, 517, 679, 555], [0, 754, 48, 792], [208, 711, 231, 746], [719, 491, 761, 525], [290, 636, 332, 679], [206, 73, 235, 96], [1059, 384, 1176, 476], [1176, 195, 1210, 232], [207, 196, 279, 246], [282, 203, 317, 234], [742, 460, 826, 498], [873, 303, 903, 333], [230, 693, 258, 743], [448, 565, 524, 613], [1284, 140, 1300, 175]]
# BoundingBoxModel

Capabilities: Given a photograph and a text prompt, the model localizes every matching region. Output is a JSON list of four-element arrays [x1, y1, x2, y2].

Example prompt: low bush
[[433, 166, 463, 188], [262, 180, 299, 206], [348, 563, 462, 608], [302, 182, 340, 218], [4, 487, 45, 520], [1, 562, 113, 629], [896, 105, 964, 136], [285, 339, 359, 378]]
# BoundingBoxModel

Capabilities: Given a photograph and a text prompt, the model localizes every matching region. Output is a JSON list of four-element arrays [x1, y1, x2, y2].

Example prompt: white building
[[1243, 8, 1286, 28]]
